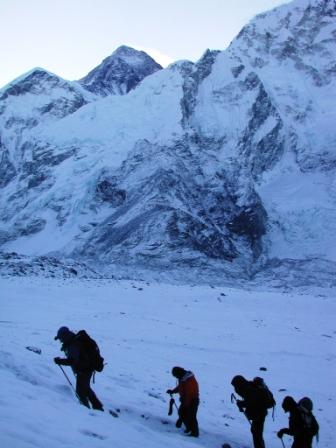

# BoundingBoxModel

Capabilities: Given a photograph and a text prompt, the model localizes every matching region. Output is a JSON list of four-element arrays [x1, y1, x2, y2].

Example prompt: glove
[[54, 357, 62, 365], [237, 400, 244, 412], [277, 429, 285, 439], [166, 389, 173, 394]]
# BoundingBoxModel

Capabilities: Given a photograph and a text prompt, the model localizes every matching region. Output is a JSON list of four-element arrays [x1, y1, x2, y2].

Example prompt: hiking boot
[[93, 406, 104, 411], [188, 433, 199, 438]]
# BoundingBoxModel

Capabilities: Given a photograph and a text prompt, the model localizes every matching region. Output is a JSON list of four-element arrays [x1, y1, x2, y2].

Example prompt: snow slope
[[0, 277, 335, 447]]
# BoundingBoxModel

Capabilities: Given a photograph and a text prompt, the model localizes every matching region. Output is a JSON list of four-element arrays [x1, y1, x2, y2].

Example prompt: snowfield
[[0, 277, 335, 448]]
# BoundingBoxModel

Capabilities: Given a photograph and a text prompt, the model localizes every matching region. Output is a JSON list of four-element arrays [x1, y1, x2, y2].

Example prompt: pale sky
[[0, 0, 290, 88]]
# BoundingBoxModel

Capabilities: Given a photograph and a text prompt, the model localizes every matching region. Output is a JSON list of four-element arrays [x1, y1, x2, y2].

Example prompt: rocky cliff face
[[0, 0, 335, 281]]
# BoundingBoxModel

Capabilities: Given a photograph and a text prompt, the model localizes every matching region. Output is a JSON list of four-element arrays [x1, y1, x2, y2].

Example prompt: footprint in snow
[[81, 430, 106, 440]]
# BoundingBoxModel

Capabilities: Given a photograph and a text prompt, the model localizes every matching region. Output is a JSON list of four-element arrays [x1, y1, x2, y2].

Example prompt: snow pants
[[76, 371, 103, 410], [292, 435, 314, 448], [251, 414, 266, 448], [179, 398, 199, 437]]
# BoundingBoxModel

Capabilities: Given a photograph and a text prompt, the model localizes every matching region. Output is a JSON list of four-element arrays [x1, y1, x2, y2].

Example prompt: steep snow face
[[228, 0, 336, 171], [0, 0, 335, 278], [0, 65, 188, 258], [79, 46, 163, 96], [190, 0, 336, 262], [0, 68, 96, 185]]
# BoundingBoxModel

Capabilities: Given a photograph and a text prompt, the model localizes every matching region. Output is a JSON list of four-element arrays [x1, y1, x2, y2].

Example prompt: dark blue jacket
[[59, 331, 91, 374]]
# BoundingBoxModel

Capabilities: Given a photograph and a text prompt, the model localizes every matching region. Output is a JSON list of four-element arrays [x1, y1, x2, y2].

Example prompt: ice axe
[[279, 437, 286, 448], [57, 364, 81, 403], [231, 393, 251, 425]]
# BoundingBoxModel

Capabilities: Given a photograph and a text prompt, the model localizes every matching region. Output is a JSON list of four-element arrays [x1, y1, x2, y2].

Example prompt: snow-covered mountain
[[79, 45, 163, 96], [0, 68, 95, 187], [0, 0, 335, 282], [0, 46, 161, 169]]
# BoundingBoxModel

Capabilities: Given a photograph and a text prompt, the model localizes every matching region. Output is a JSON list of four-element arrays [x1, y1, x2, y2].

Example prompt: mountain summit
[[79, 46, 163, 96], [0, 0, 335, 284]]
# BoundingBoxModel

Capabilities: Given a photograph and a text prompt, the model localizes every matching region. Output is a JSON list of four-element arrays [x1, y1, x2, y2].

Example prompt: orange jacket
[[172, 371, 199, 406]]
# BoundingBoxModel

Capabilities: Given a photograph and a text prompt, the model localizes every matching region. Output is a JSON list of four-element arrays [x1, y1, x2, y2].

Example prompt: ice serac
[[79, 46, 163, 96], [0, 0, 335, 283]]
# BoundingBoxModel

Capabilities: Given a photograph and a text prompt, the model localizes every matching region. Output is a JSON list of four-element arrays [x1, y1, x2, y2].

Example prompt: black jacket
[[237, 382, 268, 420], [59, 332, 91, 374], [282, 406, 319, 445]]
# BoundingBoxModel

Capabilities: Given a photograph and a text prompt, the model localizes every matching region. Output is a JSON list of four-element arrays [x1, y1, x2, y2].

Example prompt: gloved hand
[[166, 389, 173, 394], [277, 429, 285, 439], [237, 400, 245, 412], [54, 357, 62, 365]]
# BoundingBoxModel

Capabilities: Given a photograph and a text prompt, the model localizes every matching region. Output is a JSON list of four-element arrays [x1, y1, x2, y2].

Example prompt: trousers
[[76, 371, 103, 410], [179, 398, 199, 437], [251, 415, 266, 448]]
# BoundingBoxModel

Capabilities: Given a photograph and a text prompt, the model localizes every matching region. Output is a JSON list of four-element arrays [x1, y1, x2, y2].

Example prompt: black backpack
[[252, 377, 276, 410], [76, 330, 104, 372], [298, 397, 319, 438]]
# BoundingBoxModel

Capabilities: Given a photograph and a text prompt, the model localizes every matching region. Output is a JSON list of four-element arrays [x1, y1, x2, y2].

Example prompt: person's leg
[[175, 406, 183, 429], [76, 372, 91, 408], [182, 406, 192, 433], [178, 405, 189, 431], [292, 435, 312, 448], [251, 416, 265, 448], [188, 399, 199, 437], [87, 379, 104, 410]]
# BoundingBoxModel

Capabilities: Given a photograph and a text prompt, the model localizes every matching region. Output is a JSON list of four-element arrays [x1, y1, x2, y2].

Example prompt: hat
[[231, 375, 247, 387], [282, 396, 297, 412], [54, 326, 70, 341], [172, 367, 185, 379]]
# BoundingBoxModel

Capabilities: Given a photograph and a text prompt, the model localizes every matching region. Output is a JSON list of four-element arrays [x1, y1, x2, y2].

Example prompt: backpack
[[76, 330, 104, 372], [252, 377, 276, 410], [298, 397, 319, 438]]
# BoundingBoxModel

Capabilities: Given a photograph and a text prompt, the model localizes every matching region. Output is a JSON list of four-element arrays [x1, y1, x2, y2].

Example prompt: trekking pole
[[231, 393, 251, 425], [170, 393, 179, 411], [57, 365, 81, 402]]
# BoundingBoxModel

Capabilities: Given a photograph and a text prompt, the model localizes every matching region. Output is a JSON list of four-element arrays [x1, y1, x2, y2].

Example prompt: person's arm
[[54, 357, 72, 366], [277, 427, 292, 438], [66, 343, 81, 370], [279, 411, 300, 437], [167, 384, 180, 394], [54, 343, 80, 368]]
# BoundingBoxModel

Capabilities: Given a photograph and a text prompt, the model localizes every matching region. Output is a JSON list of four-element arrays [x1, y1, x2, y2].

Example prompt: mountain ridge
[[0, 0, 335, 282]]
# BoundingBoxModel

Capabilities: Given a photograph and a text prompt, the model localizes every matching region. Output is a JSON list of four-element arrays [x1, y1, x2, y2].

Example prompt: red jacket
[[172, 371, 199, 406]]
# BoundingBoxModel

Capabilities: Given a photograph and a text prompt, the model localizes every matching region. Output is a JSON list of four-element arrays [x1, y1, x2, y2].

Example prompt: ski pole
[[231, 393, 251, 425], [280, 437, 285, 448], [58, 365, 81, 402]]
